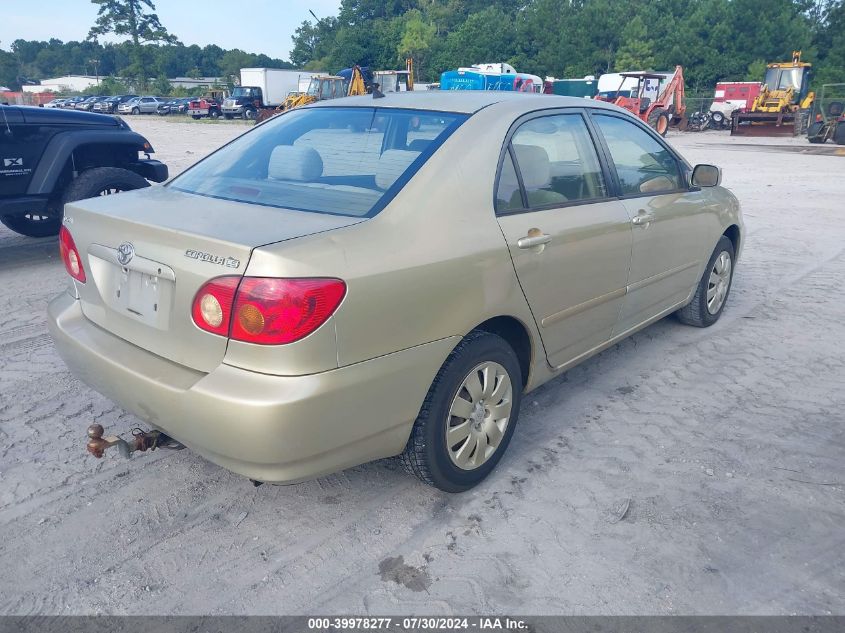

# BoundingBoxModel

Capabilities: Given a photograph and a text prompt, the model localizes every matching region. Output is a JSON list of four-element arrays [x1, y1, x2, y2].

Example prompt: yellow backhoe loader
[[372, 59, 415, 93], [255, 66, 369, 123], [731, 51, 815, 136]]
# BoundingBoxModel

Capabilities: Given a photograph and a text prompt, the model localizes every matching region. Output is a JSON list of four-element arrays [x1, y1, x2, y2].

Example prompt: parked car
[[44, 98, 67, 108], [48, 92, 743, 492], [93, 95, 138, 114], [118, 96, 163, 115], [91, 96, 115, 113], [157, 98, 190, 115], [63, 98, 77, 106], [0, 104, 168, 237], [60, 96, 85, 108], [75, 96, 107, 111]]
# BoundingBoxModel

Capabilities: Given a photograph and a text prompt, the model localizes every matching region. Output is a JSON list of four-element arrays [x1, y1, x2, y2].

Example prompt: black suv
[[0, 105, 168, 237]]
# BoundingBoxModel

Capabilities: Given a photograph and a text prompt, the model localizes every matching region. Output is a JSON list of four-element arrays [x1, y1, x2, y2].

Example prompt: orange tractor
[[596, 66, 687, 136]]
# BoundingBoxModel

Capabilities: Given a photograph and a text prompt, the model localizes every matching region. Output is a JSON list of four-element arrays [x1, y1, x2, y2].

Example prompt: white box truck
[[222, 68, 324, 120]]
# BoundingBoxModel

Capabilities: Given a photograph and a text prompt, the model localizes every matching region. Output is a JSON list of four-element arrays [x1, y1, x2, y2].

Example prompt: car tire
[[401, 331, 523, 492], [0, 212, 63, 238], [711, 111, 725, 126], [243, 108, 257, 121], [834, 121, 845, 146], [647, 108, 671, 136], [807, 121, 826, 143], [63, 167, 150, 208], [131, 107, 140, 115], [676, 235, 735, 327], [209, 109, 220, 120]]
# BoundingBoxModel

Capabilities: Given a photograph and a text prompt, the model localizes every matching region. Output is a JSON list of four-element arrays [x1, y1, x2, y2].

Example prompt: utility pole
[[89, 58, 100, 85]]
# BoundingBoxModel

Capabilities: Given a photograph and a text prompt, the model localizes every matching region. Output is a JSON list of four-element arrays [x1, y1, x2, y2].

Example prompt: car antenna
[[372, 82, 385, 99], [0, 105, 11, 137]]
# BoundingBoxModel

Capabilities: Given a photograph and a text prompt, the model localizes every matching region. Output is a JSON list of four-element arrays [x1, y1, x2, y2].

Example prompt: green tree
[[0, 44, 18, 89], [219, 49, 257, 82], [87, 0, 178, 88], [397, 10, 437, 80], [615, 16, 656, 71]]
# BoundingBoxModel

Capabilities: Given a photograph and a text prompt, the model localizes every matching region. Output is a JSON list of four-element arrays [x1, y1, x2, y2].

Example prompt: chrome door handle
[[517, 233, 552, 249], [631, 212, 656, 226]]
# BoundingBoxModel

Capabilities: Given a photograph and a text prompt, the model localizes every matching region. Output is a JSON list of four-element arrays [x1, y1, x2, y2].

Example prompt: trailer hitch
[[86, 423, 183, 459]]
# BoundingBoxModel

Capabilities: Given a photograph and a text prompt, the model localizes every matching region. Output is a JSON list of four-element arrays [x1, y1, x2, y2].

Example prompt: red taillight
[[190, 277, 346, 345], [231, 278, 346, 344], [191, 276, 240, 336], [59, 226, 86, 283]]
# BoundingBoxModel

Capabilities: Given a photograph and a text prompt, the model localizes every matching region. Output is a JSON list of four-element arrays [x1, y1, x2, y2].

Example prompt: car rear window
[[169, 106, 468, 217]]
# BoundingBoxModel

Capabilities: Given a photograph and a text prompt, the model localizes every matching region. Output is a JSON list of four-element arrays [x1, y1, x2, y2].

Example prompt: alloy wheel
[[707, 250, 732, 314], [446, 361, 513, 470]]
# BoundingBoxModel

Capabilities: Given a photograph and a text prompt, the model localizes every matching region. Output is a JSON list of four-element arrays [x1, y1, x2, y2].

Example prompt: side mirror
[[691, 164, 721, 187]]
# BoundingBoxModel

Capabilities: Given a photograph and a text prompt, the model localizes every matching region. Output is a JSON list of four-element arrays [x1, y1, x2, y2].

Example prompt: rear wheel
[[676, 235, 735, 327], [834, 121, 845, 146], [0, 212, 62, 238], [209, 108, 220, 120], [647, 108, 670, 136], [401, 331, 523, 492], [63, 167, 150, 208], [807, 121, 826, 143]]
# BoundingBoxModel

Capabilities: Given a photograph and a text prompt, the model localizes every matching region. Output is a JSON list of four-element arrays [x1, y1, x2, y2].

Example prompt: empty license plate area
[[87, 245, 175, 330], [115, 267, 171, 326]]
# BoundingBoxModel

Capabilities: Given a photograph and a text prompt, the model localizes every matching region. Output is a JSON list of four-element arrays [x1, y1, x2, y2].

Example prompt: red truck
[[187, 90, 227, 120], [709, 82, 762, 127]]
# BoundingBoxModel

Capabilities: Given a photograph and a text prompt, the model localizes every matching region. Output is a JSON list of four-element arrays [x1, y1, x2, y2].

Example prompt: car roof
[[306, 90, 622, 115]]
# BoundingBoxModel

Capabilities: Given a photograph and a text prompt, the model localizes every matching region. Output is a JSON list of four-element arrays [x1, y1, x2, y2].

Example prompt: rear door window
[[495, 149, 522, 212], [498, 113, 607, 211]]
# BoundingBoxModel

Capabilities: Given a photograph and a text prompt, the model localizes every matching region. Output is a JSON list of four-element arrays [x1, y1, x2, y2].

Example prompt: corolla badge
[[116, 242, 135, 266]]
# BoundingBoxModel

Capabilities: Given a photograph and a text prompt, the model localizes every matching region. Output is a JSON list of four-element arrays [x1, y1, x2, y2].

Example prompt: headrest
[[375, 149, 419, 190], [512, 144, 551, 190], [268, 145, 323, 181], [407, 139, 432, 152]]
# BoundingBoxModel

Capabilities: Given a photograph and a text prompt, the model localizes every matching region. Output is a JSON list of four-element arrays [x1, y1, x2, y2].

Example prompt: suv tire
[[63, 168, 150, 209], [401, 331, 523, 492]]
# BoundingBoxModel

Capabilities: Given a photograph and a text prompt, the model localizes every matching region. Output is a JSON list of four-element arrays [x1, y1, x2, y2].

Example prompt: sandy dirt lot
[[1, 114, 843, 615]]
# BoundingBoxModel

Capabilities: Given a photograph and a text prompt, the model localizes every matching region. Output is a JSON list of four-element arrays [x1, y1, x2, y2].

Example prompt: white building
[[168, 76, 223, 89], [22, 75, 100, 93]]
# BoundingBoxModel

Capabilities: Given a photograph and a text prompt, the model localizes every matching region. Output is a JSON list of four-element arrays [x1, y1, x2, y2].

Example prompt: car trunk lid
[[65, 186, 364, 373]]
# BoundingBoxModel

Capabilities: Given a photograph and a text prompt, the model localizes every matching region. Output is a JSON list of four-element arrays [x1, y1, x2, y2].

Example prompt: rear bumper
[[48, 291, 458, 483], [0, 195, 52, 218]]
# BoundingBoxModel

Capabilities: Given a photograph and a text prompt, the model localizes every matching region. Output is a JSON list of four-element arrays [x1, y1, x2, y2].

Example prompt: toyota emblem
[[117, 242, 135, 266]]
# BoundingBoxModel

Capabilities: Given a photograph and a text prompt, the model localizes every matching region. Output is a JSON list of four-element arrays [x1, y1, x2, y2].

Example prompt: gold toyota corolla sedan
[[48, 92, 743, 492]]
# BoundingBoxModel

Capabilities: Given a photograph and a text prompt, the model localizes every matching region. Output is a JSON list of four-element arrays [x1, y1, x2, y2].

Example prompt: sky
[[1, 0, 341, 60]]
